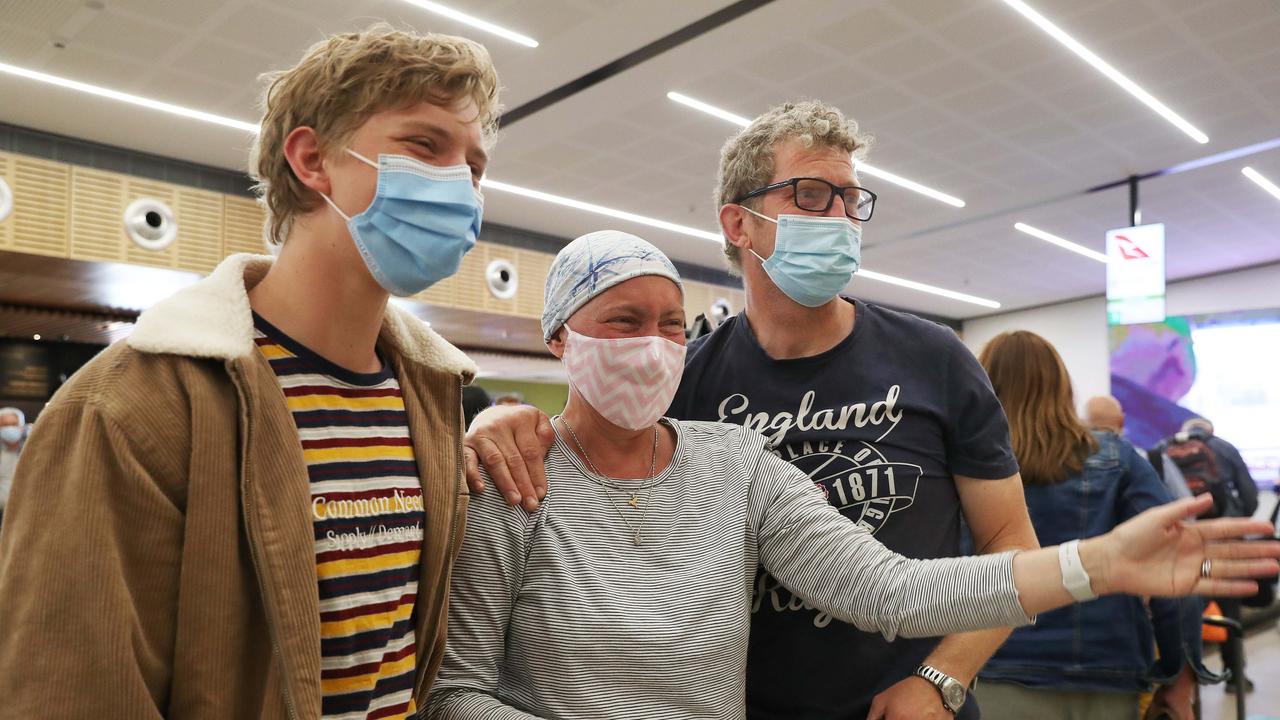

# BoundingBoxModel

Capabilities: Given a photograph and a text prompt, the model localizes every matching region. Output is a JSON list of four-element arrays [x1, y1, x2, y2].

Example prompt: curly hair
[[715, 100, 871, 272]]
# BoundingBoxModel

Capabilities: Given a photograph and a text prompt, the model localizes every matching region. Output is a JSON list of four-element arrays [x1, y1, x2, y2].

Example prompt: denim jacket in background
[[980, 431, 1214, 692]]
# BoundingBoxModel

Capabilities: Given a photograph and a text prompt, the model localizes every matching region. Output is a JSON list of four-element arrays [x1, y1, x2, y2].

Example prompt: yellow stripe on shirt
[[286, 393, 407, 412], [257, 343, 293, 360], [318, 548, 421, 580], [303, 444, 416, 464], [321, 599, 415, 638], [320, 650, 417, 696]]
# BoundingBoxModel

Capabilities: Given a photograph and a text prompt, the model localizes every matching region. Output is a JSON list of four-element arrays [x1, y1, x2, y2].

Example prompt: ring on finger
[[1200, 558, 1213, 578]]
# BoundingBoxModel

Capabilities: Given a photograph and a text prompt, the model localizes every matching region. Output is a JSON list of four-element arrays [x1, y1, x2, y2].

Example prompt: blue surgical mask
[[742, 208, 862, 307], [0, 426, 21, 444], [321, 149, 483, 297]]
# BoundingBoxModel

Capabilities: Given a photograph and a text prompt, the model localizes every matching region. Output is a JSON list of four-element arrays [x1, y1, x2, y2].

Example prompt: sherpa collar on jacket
[[127, 253, 477, 380]]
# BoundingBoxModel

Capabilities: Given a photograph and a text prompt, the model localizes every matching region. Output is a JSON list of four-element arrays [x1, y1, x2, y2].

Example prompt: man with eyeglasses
[[464, 101, 1039, 720]]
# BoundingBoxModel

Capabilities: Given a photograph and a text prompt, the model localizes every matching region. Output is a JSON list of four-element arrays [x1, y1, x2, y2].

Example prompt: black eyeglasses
[[735, 177, 877, 222]]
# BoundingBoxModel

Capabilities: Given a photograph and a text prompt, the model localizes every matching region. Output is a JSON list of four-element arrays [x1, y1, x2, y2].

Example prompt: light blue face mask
[[0, 426, 21, 444], [742, 208, 862, 307], [321, 149, 483, 297]]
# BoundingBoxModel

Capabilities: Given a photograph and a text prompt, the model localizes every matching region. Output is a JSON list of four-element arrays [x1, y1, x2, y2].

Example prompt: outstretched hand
[[463, 404, 555, 512], [1100, 495, 1279, 598]]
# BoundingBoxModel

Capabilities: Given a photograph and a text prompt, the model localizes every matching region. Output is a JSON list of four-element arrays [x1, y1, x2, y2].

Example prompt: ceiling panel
[[0, 0, 1276, 321]]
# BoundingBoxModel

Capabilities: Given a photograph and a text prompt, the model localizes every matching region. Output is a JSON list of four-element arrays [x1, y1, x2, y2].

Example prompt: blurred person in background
[[1085, 395, 1126, 434], [1168, 416, 1261, 694], [977, 331, 1209, 720], [1178, 417, 1259, 519], [0, 407, 25, 528], [464, 384, 494, 429], [493, 392, 524, 406]]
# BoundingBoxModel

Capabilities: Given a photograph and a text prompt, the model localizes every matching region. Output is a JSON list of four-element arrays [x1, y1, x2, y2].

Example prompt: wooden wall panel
[[68, 167, 126, 263], [515, 248, 549, 320], [450, 240, 488, 312], [174, 187, 224, 274], [0, 153, 15, 251], [682, 281, 712, 322], [222, 196, 265, 256], [11, 155, 69, 258]]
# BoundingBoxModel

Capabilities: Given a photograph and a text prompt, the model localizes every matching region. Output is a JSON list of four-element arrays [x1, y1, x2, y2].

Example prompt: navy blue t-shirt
[[667, 298, 1019, 720]]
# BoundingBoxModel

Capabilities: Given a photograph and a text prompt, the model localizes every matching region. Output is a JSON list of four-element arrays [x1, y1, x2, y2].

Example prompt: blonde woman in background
[[976, 331, 1208, 720]]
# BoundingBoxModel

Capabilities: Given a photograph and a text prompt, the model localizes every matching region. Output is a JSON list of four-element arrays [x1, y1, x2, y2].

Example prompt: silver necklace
[[557, 417, 658, 546]]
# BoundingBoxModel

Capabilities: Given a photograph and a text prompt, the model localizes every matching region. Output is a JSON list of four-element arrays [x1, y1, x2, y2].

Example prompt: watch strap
[[915, 664, 947, 686], [914, 664, 965, 713]]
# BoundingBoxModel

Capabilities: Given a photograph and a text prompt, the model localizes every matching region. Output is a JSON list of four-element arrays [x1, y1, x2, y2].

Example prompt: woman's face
[[549, 275, 686, 357]]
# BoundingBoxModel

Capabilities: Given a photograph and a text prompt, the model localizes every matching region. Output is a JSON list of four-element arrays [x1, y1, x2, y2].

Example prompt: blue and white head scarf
[[541, 230, 683, 342]]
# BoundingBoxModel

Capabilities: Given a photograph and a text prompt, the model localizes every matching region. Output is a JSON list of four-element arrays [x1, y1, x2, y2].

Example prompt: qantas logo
[[1114, 234, 1150, 260]]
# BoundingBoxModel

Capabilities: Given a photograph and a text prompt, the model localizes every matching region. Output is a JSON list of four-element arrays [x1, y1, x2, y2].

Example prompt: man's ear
[[719, 203, 752, 252], [282, 126, 331, 198]]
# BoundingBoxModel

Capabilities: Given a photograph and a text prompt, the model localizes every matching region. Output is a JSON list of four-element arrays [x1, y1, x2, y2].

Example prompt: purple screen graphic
[[1109, 309, 1280, 488]]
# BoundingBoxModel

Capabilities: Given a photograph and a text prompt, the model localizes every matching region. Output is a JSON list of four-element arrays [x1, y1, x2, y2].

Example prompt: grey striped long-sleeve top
[[427, 420, 1031, 719]]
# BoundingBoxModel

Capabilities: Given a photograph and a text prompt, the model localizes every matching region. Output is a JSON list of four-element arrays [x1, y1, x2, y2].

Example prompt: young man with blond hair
[[467, 101, 1041, 720], [0, 26, 497, 718]]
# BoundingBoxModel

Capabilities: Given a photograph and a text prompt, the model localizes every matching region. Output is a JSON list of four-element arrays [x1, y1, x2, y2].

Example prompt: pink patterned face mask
[[561, 326, 687, 431]]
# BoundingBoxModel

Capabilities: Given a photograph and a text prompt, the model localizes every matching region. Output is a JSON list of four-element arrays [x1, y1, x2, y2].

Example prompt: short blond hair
[[715, 101, 870, 272], [250, 24, 501, 246]]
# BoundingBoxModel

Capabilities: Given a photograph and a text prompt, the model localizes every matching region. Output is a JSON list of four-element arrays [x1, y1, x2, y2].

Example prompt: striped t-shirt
[[254, 313, 425, 720], [428, 420, 1030, 720]]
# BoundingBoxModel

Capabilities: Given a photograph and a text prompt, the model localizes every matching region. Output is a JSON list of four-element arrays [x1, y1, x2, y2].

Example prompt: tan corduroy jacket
[[0, 254, 476, 719]]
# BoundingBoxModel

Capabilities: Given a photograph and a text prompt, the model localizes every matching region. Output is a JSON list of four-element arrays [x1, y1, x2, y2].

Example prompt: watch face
[[943, 684, 966, 709]]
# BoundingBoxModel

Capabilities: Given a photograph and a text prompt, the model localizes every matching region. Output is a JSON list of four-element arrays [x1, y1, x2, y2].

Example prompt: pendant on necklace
[[627, 493, 640, 509], [633, 531, 642, 547]]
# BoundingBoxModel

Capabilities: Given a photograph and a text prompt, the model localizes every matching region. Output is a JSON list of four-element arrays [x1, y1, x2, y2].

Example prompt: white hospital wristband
[[1058, 539, 1097, 602]]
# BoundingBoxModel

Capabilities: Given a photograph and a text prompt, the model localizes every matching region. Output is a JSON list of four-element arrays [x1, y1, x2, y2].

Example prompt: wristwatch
[[913, 664, 968, 714]]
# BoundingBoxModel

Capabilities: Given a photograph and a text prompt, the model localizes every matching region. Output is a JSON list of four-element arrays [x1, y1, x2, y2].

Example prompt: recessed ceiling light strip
[[667, 91, 751, 125], [855, 163, 966, 208], [667, 91, 965, 207], [1013, 222, 1108, 263], [859, 269, 1001, 309], [397, 0, 538, 47], [1000, 0, 1208, 144], [0, 61, 259, 133], [1242, 166, 1280, 201], [481, 179, 724, 242]]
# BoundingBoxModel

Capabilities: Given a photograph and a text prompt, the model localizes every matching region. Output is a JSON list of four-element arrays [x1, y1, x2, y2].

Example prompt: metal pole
[[1128, 175, 1140, 226]]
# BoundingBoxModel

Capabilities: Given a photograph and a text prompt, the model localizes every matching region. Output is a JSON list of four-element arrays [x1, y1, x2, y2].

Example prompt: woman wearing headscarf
[[427, 231, 1277, 720]]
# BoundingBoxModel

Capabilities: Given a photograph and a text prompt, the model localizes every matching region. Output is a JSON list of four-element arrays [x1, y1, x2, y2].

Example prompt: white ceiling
[[2, 0, 1279, 320]]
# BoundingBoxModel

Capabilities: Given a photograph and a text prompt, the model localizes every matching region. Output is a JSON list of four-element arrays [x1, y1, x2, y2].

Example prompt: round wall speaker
[[124, 198, 178, 251], [486, 258, 518, 300], [710, 297, 733, 326], [0, 177, 12, 222]]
